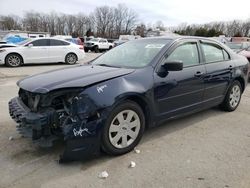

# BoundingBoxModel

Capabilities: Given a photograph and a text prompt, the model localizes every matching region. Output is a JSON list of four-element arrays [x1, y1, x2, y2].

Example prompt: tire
[[220, 80, 242, 112], [65, 53, 77, 65], [5, 53, 22, 67], [101, 100, 145, 155], [109, 46, 112, 50], [94, 46, 99, 53]]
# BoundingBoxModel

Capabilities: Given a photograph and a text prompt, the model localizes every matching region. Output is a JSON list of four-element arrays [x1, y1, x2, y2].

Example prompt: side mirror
[[157, 61, 183, 78], [28, 43, 33, 48], [163, 61, 183, 71]]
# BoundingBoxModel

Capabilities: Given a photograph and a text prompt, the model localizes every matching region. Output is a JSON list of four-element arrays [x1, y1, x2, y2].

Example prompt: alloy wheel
[[229, 85, 241, 108], [7, 55, 21, 67]]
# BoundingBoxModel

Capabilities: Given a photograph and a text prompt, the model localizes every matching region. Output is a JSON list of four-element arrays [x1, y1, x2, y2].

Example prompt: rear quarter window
[[201, 43, 225, 63]]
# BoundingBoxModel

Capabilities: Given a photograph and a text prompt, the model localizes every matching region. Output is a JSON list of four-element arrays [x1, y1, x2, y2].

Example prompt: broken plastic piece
[[9, 136, 13, 141], [98, 171, 109, 179], [134, 148, 140, 154], [129, 161, 136, 168]]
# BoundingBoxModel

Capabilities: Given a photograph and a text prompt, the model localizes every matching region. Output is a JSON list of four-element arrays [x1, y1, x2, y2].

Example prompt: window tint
[[50, 39, 69, 46], [29, 39, 48, 46], [166, 43, 199, 67], [100, 39, 106, 43], [201, 43, 224, 63]]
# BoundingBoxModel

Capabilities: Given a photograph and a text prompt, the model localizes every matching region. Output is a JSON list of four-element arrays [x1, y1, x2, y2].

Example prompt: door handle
[[194, 71, 204, 77]]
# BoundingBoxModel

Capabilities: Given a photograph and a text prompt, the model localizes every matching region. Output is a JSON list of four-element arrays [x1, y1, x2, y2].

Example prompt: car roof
[[138, 36, 222, 42]]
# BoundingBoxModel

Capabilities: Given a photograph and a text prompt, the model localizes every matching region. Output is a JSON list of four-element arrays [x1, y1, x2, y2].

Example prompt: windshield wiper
[[96, 64, 121, 68]]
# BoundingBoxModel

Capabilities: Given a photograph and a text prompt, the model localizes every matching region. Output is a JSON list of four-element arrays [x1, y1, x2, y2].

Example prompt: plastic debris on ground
[[98, 171, 109, 179], [134, 148, 140, 154], [9, 136, 13, 141], [129, 161, 136, 168]]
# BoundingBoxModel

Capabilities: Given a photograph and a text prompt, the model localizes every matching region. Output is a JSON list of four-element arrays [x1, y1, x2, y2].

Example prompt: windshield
[[16, 39, 32, 46], [90, 38, 99, 42], [92, 39, 172, 68], [227, 42, 243, 50]]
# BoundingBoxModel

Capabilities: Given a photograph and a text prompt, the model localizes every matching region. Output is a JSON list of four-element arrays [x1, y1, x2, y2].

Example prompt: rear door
[[154, 40, 206, 120], [48, 39, 70, 62], [23, 39, 49, 63], [200, 40, 234, 106]]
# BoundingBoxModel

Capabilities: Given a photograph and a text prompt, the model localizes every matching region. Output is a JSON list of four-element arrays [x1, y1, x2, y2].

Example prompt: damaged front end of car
[[9, 88, 105, 163]]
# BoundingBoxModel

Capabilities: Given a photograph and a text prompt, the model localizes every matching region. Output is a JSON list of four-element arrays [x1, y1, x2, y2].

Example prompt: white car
[[0, 38, 85, 67], [84, 38, 114, 52]]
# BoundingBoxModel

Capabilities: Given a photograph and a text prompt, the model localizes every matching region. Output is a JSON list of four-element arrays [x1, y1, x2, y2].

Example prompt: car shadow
[[141, 107, 223, 144]]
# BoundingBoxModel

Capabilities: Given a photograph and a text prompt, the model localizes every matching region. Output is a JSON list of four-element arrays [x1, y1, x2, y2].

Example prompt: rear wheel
[[5, 54, 22, 67], [101, 101, 145, 155], [65, 53, 77, 64], [94, 46, 99, 53], [220, 80, 242, 111]]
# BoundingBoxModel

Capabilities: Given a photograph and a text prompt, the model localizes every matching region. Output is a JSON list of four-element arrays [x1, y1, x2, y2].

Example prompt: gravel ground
[[0, 53, 250, 188]]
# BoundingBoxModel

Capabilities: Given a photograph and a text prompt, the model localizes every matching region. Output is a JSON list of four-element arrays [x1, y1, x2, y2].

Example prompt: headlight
[[0, 49, 6, 53]]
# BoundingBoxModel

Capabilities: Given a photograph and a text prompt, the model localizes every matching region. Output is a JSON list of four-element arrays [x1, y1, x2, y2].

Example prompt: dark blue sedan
[[9, 37, 249, 162]]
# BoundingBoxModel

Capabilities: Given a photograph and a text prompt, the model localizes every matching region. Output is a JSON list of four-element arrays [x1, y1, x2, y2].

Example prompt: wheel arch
[[234, 76, 245, 92], [5, 52, 24, 65], [117, 94, 153, 129]]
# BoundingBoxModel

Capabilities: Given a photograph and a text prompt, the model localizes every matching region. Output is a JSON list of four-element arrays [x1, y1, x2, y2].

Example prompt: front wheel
[[5, 54, 22, 67], [94, 46, 99, 53], [101, 101, 145, 155], [220, 80, 242, 111], [65, 53, 77, 64]]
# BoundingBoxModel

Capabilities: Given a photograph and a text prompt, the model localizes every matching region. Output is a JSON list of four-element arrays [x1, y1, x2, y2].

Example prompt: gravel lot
[[0, 53, 250, 188]]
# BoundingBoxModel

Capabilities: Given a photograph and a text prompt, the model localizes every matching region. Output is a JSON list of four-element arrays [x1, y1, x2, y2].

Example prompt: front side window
[[28, 39, 48, 46], [166, 43, 200, 67], [201, 43, 224, 63]]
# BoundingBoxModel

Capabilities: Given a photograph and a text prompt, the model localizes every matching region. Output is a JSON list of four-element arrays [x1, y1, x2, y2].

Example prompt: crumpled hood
[[17, 65, 135, 93]]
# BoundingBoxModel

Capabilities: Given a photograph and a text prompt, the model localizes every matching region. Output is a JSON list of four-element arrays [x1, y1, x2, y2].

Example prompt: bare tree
[[0, 15, 22, 30]]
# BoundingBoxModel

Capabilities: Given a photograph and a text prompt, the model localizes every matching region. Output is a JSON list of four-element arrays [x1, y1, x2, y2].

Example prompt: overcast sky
[[0, 0, 250, 26]]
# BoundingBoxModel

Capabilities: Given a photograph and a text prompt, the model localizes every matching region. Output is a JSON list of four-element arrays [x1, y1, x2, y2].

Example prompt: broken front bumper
[[8, 97, 58, 147], [9, 96, 102, 162]]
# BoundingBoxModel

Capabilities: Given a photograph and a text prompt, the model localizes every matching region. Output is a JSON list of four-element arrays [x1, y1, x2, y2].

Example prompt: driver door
[[154, 40, 206, 120], [23, 39, 49, 63]]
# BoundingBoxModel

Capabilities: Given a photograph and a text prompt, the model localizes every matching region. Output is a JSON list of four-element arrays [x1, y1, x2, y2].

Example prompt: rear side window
[[50, 39, 69, 46], [28, 39, 49, 46], [201, 43, 226, 63], [166, 43, 200, 67]]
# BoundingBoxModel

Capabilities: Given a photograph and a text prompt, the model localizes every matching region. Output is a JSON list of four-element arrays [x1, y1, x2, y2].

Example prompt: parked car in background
[[114, 35, 141, 47], [239, 46, 250, 62], [65, 38, 84, 49], [0, 38, 85, 67], [8, 36, 248, 162], [226, 42, 250, 53], [84, 38, 113, 52]]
